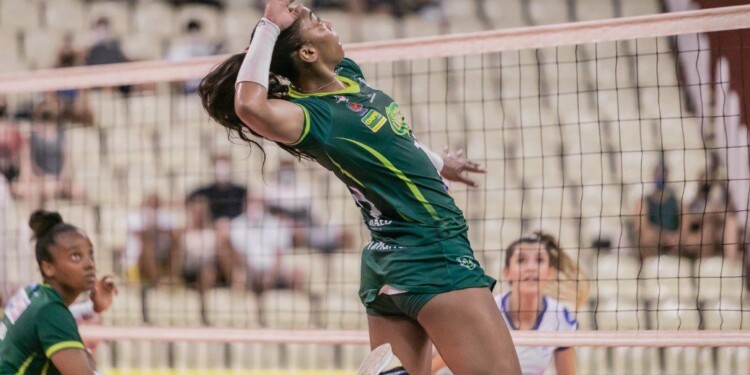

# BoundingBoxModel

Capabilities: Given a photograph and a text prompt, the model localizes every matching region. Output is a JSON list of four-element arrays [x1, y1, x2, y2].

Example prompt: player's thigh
[[417, 287, 520, 375], [368, 314, 432, 375]]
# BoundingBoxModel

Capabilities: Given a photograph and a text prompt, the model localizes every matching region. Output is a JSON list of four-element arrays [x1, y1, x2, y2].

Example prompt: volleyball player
[[199, 1, 520, 373], [432, 232, 588, 375], [0, 210, 103, 374]]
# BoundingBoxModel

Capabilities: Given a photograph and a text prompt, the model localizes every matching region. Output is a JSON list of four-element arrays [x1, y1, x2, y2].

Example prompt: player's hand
[[264, 0, 299, 31], [90, 275, 118, 313], [440, 148, 486, 188]]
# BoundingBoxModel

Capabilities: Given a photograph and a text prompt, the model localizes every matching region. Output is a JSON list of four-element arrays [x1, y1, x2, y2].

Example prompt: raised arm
[[234, 0, 305, 144]]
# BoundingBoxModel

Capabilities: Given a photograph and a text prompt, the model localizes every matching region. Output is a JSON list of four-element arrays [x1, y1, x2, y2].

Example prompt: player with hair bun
[[0, 210, 111, 375]]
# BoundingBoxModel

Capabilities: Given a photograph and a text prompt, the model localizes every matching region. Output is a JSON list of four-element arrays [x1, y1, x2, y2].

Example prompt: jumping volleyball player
[[199, 0, 521, 373], [432, 232, 588, 375], [0, 210, 110, 374]]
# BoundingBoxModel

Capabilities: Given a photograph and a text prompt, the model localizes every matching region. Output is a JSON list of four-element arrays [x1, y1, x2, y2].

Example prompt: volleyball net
[[1, 4, 750, 374]]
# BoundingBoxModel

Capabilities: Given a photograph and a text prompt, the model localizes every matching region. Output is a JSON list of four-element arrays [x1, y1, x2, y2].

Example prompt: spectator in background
[[633, 163, 680, 259], [84, 17, 130, 95], [189, 154, 247, 223], [167, 20, 217, 94], [228, 192, 304, 325], [0, 96, 21, 185], [54, 35, 93, 126], [681, 171, 740, 260], [178, 195, 222, 325], [123, 194, 180, 284], [14, 100, 84, 208], [264, 160, 351, 253], [123, 193, 179, 323], [85, 17, 128, 66]]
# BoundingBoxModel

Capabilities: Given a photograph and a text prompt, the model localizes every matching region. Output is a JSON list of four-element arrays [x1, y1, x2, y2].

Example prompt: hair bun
[[29, 210, 64, 239]]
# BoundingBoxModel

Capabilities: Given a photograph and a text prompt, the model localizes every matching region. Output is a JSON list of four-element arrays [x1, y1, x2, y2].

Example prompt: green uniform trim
[[15, 354, 35, 375], [45, 341, 84, 358], [41, 361, 50, 375], [326, 152, 365, 187], [288, 76, 360, 98], [289, 104, 311, 146], [338, 137, 440, 220]]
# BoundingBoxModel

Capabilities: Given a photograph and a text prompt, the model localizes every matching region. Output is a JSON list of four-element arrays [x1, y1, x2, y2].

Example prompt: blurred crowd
[[123, 156, 350, 325], [0, 0, 747, 328], [1, 86, 746, 326]]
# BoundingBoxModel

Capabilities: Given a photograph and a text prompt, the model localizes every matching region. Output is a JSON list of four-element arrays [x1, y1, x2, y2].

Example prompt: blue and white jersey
[[496, 291, 578, 375]]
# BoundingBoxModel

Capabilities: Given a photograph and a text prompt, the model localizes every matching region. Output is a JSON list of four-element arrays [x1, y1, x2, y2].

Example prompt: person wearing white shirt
[[228, 194, 303, 295], [432, 232, 588, 375]]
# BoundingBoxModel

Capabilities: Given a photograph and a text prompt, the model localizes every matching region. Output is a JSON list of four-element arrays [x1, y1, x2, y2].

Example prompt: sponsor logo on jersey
[[347, 102, 368, 115], [333, 95, 349, 104], [456, 256, 477, 270], [368, 218, 392, 227], [4, 288, 31, 324], [386, 102, 410, 136], [361, 109, 387, 133], [365, 241, 402, 250]]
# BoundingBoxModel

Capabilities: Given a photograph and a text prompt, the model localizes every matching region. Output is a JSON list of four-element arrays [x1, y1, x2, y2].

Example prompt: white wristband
[[236, 18, 281, 89], [427, 149, 444, 172]]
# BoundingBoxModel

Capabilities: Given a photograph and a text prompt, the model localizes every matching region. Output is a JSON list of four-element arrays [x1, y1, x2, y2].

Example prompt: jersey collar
[[501, 292, 548, 331], [288, 75, 360, 99], [41, 283, 64, 303]]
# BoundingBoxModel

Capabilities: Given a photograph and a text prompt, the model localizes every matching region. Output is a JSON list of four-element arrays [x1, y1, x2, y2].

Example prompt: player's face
[[46, 230, 97, 292], [504, 242, 553, 295], [297, 7, 345, 66]]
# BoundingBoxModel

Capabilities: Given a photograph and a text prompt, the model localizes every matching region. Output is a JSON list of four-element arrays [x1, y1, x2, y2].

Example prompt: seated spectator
[[189, 154, 247, 222], [681, 172, 739, 259], [0, 96, 22, 185], [633, 163, 680, 259], [179, 195, 222, 325], [54, 35, 93, 126], [85, 17, 128, 66], [123, 194, 180, 285], [84, 17, 130, 95], [264, 160, 351, 253], [229, 193, 303, 299], [167, 19, 218, 94], [14, 101, 85, 208], [122, 194, 180, 323]]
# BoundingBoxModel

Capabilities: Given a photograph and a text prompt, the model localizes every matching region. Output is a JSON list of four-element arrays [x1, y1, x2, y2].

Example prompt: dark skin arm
[[50, 348, 97, 375]]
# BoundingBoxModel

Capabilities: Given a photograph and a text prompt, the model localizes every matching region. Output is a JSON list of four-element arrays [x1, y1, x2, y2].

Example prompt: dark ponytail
[[29, 210, 78, 279], [198, 18, 310, 161]]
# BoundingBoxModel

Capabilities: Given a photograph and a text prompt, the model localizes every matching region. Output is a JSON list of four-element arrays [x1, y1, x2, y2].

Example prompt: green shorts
[[360, 233, 496, 320]]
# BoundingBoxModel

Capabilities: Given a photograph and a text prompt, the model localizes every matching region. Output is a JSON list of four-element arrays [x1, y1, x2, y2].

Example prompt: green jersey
[[289, 58, 467, 246], [0, 284, 85, 375]]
